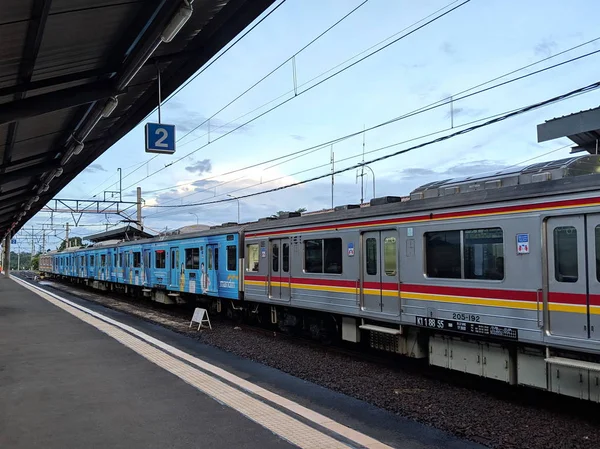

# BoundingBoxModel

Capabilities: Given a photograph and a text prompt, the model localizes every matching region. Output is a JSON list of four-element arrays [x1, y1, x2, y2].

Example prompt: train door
[[206, 244, 218, 293], [269, 238, 291, 301], [169, 247, 180, 290], [143, 248, 151, 286], [361, 230, 400, 315], [547, 215, 588, 339], [586, 214, 600, 341]]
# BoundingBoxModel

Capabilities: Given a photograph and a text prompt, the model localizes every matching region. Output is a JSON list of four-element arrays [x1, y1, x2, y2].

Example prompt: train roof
[[243, 155, 600, 233], [48, 154, 600, 249]]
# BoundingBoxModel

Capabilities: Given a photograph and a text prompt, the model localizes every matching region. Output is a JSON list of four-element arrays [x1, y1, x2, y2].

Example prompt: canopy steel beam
[[0, 68, 113, 98], [2, 0, 53, 171], [0, 81, 121, 126], [0, 160, 60, 184]]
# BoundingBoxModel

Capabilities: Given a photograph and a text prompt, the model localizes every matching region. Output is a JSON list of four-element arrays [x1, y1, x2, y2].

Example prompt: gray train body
[[242, 155, 600, 402], [40, 155, 600, 402]]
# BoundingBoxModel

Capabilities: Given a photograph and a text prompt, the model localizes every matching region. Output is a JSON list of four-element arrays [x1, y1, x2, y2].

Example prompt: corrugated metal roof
[[0, 0, 276, 241]]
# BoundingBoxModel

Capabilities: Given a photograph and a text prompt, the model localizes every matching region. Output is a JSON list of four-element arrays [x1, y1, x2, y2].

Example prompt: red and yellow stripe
[[245, 276, 600, 315]]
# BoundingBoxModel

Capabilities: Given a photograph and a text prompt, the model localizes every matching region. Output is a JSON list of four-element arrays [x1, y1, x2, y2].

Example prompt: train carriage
[[37, 154, 600, 403], [242, 155, 600, 401]]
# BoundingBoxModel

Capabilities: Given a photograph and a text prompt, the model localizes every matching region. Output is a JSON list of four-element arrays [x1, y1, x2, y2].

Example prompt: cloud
[[440, 41, 456, 55], [142, 158, 518, 231], [291, 134, 306, 141], [85, 163, 107, 173], [185, 159, 212, 174], [397, 160, 511, 179], [397, 167, 436, 177], [534, 38, 557, 57], [443, 160, 511, 177], [164, 99, 250, 138], [445, 106, 486, 119]]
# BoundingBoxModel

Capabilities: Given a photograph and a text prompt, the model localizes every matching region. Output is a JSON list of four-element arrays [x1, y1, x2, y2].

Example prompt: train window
[[304, 240, 323, 273], [425, 231, 461, 279], [324, 239, 342, 274], [156, 251, 166, 269], [227, 245, 237, 271], [272, 243, 279, 272], [208, 247, 213, 270], [596, 226, 600, 282], [185, 248, 199, 270], [384, 237, 397, 276], [246, 244, 259, 272], [366, 238, 377, 275], [101, 255, 106, 267], [214, 247, 219, 270], [133, 252, 141, 268], [282, 243, 289, 273], [554, 226, 578, 283], [464, 228, 504, 280], [305, 238, 342, 274]]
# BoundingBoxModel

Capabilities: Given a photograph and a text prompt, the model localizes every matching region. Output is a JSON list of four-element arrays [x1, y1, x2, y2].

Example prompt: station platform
[[0, 273, 485, 449]]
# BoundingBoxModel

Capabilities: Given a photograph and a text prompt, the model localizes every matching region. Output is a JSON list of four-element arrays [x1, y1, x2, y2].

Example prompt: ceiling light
[[161, 3, 193, 43], [55, 167, 64, 178], [101, 97, 118, 118], [73, 142, 85, 155]]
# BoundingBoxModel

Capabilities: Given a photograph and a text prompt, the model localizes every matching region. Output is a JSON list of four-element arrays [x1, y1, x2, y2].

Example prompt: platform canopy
[[0, 0, 275, 241], [537, 106, 600, 154], [84, 224, 154, 243]]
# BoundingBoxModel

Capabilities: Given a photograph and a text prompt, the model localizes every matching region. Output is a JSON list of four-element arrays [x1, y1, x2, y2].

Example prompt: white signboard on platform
[[190, 307, 211, 330]]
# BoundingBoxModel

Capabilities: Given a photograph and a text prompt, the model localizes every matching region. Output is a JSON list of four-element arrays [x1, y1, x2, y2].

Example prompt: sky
[[14, 0, 600, 251]]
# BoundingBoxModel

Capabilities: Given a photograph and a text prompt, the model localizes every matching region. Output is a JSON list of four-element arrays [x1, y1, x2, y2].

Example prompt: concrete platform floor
[[0, 273, 486, 449]]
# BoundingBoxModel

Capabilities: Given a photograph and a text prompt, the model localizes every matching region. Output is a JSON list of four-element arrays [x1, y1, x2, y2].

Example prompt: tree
[[58, 237, 82, 251], [31, 254, 40, 271], [9, 251, 31, 270], [270, 207, 306, 218]]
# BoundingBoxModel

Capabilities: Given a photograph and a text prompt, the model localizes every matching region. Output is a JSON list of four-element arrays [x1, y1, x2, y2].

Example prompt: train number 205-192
[[452, 313, 480, 322]]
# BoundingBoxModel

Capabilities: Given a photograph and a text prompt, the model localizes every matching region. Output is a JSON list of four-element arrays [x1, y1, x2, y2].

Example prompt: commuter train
[[40, 155, 600, 403]]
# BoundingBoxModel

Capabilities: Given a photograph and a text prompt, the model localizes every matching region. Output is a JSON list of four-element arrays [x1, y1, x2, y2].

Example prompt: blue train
[[40, 226, 242, 304]]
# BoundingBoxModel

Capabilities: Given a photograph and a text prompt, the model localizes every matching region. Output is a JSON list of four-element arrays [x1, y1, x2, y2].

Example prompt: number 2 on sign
[[155, 128, 168, 148]]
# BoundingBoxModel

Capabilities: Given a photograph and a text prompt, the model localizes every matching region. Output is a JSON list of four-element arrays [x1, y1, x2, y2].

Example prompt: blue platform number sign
[[145, 122, 176, 154], [11, 239, 17, 244], [516, 233, 529, 254], [347, 242, 355, 257]]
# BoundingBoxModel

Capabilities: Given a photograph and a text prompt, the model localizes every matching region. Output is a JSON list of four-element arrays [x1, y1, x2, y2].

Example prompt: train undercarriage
[[45, 272, 600, 404]]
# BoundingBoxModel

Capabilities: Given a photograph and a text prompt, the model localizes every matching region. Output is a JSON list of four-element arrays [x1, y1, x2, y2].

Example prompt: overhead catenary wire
[[78, 0, 290, 197], [139, 42, 600, 203], [143, 80, 600, 209], [123, 0, 473, 191], [143, 105, 581, 221], [175, 0, 372, 145]]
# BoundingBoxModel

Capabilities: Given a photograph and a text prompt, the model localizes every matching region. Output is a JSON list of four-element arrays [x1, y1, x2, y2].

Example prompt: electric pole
[[137, 187, 143, 231]]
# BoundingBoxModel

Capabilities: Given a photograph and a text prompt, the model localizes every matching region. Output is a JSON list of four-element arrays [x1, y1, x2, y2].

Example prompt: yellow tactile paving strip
[[13, 277, 395, 449]]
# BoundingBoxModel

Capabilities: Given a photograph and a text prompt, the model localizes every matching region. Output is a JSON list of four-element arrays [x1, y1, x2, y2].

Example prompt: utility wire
[[139, 43, 600, 202], [81, 0, 290, 196], [143, 80, 600, 209], [123, 0, 472, 191], [144, 106, 579, 220], [176, 0, 372, 145]]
